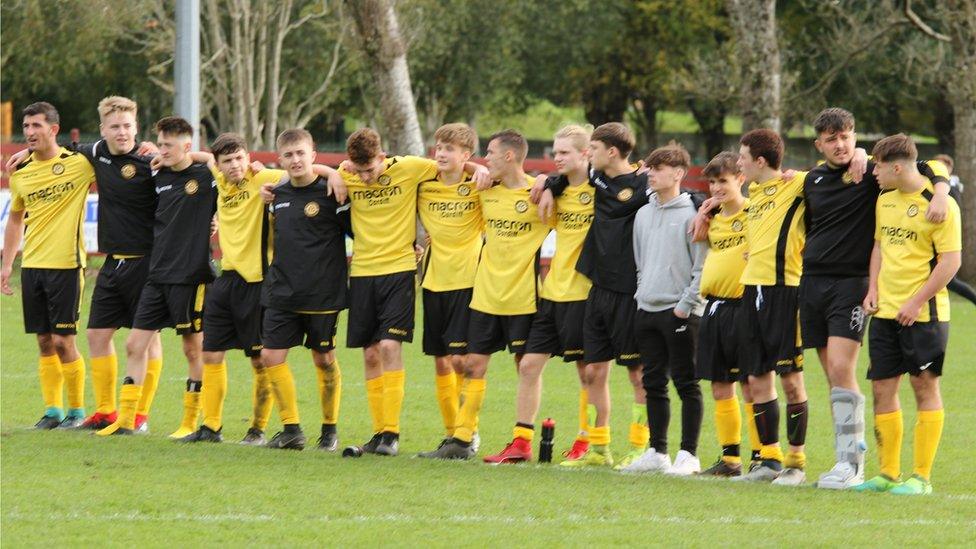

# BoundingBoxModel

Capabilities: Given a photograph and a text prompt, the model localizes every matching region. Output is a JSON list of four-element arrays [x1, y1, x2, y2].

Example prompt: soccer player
[[419, 130, 550, 460], [257, 128, 352, 451], [97, 117, 217, 437], [799, 108, 951, 489], [2, 102, 96, 429], [855, 134, 961, 495], [481, 124, 594, 464], [626, 143, 706, 475], [416, 123, 483, 447], [694, 152, 759, 476], [339, 128, 489, 456]]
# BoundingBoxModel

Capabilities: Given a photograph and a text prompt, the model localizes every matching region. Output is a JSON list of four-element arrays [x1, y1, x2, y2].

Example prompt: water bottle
[[539, 418, 556, 463]]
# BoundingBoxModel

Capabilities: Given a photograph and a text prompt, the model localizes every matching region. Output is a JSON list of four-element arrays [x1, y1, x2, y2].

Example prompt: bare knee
[[909, 372, 942, 410], [377, 340, 401, 361], [871, 377, 901, 413], [711, 381, 735, 401], [36, 334, 56, 355], [51, 334, 77, 358], [780, 372, 806, 403], [363, 345, 382, 368], [518, 355, 546, 380]]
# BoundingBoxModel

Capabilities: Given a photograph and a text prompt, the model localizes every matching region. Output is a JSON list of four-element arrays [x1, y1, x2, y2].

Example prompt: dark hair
[[489, 129, 528, 162], [871, 133, 918, 163], [23, 102, 59, 125], [740, 128, 784, 169], [813, 107, 855, 135], [703, 151, 741, 178], [346, 128, 382, 164], [211, 132, 248, 159], [591, 122, 635, 158], [644, 141, 690, 169], [154, 116, 194, 137]]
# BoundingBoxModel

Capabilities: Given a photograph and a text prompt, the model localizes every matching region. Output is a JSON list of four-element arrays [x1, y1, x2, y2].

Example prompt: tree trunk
[[689, 100, 728, 160], [344, 0, 425, 156], [933, 90, 955, 151], [726, 0, 781, 132], [946, 0, 976, 281]]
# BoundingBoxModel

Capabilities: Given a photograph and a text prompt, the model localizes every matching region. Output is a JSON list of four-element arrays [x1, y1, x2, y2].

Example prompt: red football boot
[[80, 411, 117, 430], [562, 439, 590, 461], [483, 437, 532, 464]]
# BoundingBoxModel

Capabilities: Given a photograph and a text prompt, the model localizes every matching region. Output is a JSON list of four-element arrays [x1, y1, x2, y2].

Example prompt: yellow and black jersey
[[9, 147, 95, 269], [149, 163, 218, 284], [875, 180, 961, 322], [264, 177, 352, 312], [470, 174, 552, 316], [214, 167, 285, 283], [340, 155, 439, 277], [540, 180, 593, 302], [700, 201, 749, 299], [74, 140, 156, 256], [418, 173, 483, 291], [740, 172, 807, 287]]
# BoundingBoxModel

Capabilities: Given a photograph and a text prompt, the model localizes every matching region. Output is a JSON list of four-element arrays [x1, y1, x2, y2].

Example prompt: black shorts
[[87, 256, 150, 329], [132, 282, 206, 335], [799, 275, 868, 349], [347, 271, 415, 348], [262, 308, 339, 353], [202, 271, 263, 357], [867, 317, 948, 380], [582, 286, 640, 367], [739, 285, 803, 376], [467, 309, 534, 355], [696, 297, 748, 382], [524, 299, 585, 362], [422, 288, 472, 356], [21, 267, 83, 335]]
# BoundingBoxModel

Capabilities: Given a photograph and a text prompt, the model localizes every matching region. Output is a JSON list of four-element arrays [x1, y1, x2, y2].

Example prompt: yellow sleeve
[[210, 166, 222, 180], [925, 159, 950, 179], [873, 200, 882, 240], [256, 168, 286, 186], [792, 171, 808, 197], [9, 182, 24, 211], [396, 155, 438, 182], [932, 200, 962, 253]]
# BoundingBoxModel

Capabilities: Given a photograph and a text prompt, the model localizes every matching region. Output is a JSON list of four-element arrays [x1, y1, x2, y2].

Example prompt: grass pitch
[[2, 259, 975, 546]]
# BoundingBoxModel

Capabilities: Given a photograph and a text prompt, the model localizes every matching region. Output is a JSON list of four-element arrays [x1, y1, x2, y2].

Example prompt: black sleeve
[[337, 204, 353, 238], [543, 173, 570, 197], [68, 141, 99, 162]]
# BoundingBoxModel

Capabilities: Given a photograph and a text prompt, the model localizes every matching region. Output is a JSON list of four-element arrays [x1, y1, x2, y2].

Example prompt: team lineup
[[1, 99, 964, 495]]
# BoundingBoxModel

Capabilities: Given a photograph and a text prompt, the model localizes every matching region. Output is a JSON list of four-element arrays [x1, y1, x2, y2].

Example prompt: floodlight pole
[[174, 0, 201, 150]]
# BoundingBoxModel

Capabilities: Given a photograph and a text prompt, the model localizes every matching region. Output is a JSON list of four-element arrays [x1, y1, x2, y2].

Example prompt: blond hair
[[434, 123, 478, 152], [554, 124, 592, 151], [98, 96, 137, 122]]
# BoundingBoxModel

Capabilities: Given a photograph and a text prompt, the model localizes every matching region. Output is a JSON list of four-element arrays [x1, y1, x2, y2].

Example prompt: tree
[[344, 0, 424, 156], [726, 0, 781, 132]]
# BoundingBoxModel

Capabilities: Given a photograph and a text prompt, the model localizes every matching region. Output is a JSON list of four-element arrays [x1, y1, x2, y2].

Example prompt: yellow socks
[[576, 388, 589, 442], [913, 409, 944, 481], [366, 376, 385, 434], [169, 383, 202, 438], [90, 355, 118, 414], [381, 369, 406, 434], [316, 358, 342, 425], [137, 357, 163, 417], [435, 371, 459, 436], [629, 403, 649, 449], [251, 365, 274, 431], [454, 377, 486, 443], [201, 362, 227, 431], [38, 354, 64, 416], [875, 409, 904, 480], [513, 423, 534, 442], [760, 443, 784, 464], [266, 362, 300, 425], [715, 397, 742, 464], [96, 383, 142, 436], [60, 357, 85, 414], [784, 451, 806, 470], [590, 425, 610, 447]]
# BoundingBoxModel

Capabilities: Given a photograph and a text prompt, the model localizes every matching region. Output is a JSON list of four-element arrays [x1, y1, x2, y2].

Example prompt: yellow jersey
[[214, 167, 285, 283], [9, 148, 96, 269], [701, 201, 749, 299], [875, 180, 961, 322], [470, 175, 552, 315], [341, 156, 438, 277], [540, 181, 593, 302], [741, 172, 807, 287], [418, 173, 483, 291]]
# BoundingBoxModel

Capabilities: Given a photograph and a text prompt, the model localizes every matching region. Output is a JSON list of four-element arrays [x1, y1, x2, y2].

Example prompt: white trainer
[[619, 448, 671, 473], [816, 461, 863, 489], [771, 467, 807, 486], [667, 450, 701, 476]]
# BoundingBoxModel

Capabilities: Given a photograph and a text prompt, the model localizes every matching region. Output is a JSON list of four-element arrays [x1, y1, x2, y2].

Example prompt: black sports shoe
[[700, 457, 743, 477], [267, 426, 306, 450], [374, 432, 399, 456], [240, 427, 267, 446], [180, 424, 224, 443], [362, 433, 384, 454], [57, 415, 86, 430], [317, 424, 338, 452], [35, 415, 62, 430], [417, 438, 472, 460]]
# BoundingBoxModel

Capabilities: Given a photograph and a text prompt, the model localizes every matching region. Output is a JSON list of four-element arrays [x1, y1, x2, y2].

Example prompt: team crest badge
[[515, 200, 529, 213], [52, 163, 65, 175], [185, 179, 199, 195], [842, 171, 854, 184], [304, 202, 320, 217], [907, 204, 919, 217], [120, 163, 137, 179], [732, 219, 744, 232], [616, 188, 634, 202], [378, 174, 392, 186], [764, 185, 777, 196], [457, 184, 471, 197], [579, 192, 592, 205]]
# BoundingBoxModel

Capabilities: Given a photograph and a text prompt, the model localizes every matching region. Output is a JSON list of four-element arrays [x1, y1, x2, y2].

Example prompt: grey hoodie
[[632, 191, 707, 316]]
